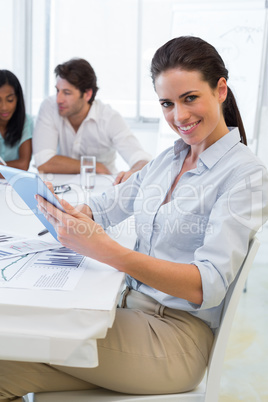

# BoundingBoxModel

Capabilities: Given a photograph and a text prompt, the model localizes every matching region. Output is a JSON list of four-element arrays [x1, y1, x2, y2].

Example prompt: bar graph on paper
[[0, 232, 59, 259], [0, 247, 86, 290]]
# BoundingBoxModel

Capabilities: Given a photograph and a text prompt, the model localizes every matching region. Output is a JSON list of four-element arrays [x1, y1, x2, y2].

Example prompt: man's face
[[55, 77, 90, 119]]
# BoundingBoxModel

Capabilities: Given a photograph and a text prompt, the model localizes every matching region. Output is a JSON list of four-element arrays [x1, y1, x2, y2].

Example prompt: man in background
[[33, 58, 150, 184]]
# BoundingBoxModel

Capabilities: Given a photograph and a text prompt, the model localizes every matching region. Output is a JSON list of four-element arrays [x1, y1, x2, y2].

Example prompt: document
[[0, 232, 59, 259], [0, 247, 86, 290]]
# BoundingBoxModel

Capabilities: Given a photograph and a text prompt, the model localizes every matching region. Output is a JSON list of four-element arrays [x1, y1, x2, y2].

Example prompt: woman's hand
[[35, 192, 203, 304], [44, 181, 55, 193], [44, 181, 93, 218], [36, 195, 113, 262]]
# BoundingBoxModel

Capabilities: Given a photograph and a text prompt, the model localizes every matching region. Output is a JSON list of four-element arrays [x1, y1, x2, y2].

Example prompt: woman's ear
[[217, 77, 228, 103]]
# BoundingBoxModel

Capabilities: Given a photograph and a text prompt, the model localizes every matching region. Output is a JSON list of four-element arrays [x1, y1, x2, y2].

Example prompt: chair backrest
[[204, 236, 260, 402]]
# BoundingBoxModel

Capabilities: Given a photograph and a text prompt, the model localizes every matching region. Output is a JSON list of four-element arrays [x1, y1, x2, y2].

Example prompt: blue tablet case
[[0, 166, 65, 240]]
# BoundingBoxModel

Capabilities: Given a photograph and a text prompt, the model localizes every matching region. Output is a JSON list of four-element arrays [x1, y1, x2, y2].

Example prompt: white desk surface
[[0, 174, 134, 367]]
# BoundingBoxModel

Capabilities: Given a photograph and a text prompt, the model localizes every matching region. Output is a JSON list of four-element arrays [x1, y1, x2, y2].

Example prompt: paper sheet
[[0, 247, 86, 290], [0, 232, 59, 259]]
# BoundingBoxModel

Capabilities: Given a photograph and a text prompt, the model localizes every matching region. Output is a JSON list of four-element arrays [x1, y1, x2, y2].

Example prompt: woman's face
[[155, 68, 228, 152], [0, 84, 18, 128]]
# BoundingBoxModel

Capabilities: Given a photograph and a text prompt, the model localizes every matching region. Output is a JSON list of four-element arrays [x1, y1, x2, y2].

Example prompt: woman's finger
[[36, 195, 92, 234], [36, 194, 66, 223], [44, 181, 56, 195]]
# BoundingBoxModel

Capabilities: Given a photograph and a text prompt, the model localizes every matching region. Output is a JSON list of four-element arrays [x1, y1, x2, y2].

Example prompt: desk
[[0, 174, 134, 368]]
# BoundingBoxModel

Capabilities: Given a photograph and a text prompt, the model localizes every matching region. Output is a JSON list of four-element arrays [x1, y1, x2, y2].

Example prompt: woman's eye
[[161, 101, 173, 108], [185, 95, 197, 102]]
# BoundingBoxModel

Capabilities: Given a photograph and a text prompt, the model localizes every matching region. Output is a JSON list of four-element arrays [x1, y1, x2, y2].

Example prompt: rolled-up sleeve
[[106, 111, 151, 167], [19, 114, 33, 145], [192, 165, 268, 310], [33, 98, 59, 167]]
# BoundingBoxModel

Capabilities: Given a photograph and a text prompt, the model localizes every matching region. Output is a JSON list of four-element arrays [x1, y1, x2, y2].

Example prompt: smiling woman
[[155, 69, 229, 155], [151, 36, 247, 146]]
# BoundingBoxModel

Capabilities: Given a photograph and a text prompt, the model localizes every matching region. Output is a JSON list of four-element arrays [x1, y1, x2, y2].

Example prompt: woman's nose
[[0, 101, 8, 110], [174, 104, 190, 123]]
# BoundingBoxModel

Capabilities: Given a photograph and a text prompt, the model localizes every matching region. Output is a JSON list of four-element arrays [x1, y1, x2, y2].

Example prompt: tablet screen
[[0, 166, 65, 240]]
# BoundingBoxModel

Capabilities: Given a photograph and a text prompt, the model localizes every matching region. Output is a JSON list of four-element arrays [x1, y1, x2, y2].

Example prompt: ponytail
[[224, 87, 247, 145]]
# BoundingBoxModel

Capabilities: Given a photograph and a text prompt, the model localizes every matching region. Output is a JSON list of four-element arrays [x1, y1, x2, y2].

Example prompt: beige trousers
[[0, 289, 213, 402]]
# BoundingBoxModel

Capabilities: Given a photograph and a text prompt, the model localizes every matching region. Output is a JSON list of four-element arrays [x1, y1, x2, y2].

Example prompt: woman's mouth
[[0, 112, 10, 118], [178, 120, 201, 134]]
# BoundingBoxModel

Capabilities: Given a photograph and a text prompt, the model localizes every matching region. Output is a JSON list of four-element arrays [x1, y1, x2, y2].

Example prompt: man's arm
[[113, 159, 148, 184], [38, 155, 111, 174], [104, 110, 151, 184], [33, 97, 60, 169]]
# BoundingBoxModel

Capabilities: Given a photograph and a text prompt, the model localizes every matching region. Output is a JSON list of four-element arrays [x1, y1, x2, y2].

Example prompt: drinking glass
[[80, 156, 96, 191]]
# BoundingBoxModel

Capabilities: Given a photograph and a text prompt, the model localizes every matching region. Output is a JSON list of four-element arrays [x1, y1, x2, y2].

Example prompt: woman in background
[[0, 70, 32, 171]]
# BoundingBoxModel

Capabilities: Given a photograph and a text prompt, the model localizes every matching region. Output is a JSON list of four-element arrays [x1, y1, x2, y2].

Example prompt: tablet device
[[0, 166, 65, 240]]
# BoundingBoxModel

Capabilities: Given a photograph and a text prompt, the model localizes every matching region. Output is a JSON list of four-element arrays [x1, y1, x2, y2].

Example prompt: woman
[[0, 36, 268, 401], [0, 70, 32, 172]]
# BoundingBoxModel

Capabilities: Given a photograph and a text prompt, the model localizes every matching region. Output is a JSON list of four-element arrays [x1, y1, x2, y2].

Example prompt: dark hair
[[151, 36, 247, 145], [54, 58, 99, 105], [0, 70, 26, 146]]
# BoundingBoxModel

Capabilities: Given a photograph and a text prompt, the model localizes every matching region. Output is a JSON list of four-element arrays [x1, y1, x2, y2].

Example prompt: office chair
[[29, 236, 260, 402]]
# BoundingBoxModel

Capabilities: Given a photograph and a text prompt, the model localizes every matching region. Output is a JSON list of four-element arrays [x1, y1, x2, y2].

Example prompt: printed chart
[[0, 233, 23, 243], [0, 232, 59, 259], [0, 247, 86, 290]]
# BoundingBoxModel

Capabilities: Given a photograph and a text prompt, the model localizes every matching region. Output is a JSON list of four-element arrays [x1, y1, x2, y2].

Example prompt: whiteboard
[[169, 1, 267, 146]]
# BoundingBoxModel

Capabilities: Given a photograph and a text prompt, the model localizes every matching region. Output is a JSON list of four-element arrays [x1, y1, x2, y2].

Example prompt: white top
[[33, 97, 151, 173]]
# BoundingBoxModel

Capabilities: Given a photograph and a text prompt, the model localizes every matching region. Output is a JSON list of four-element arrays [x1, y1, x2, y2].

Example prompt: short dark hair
[[0, 70, 26, 146], [54, 58, 99, 105], [151, 36, 246, 145]]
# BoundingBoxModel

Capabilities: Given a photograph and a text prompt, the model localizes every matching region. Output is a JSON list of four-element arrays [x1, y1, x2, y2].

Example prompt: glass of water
[[80, 156, 96, 191]]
